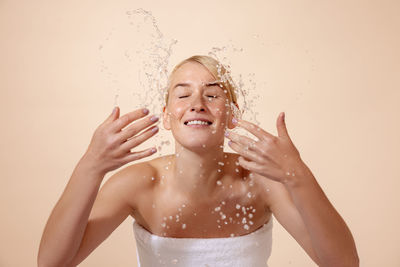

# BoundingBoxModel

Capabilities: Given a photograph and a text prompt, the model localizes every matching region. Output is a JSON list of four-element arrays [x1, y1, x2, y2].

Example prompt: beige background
[[1, 0, 399, 266]]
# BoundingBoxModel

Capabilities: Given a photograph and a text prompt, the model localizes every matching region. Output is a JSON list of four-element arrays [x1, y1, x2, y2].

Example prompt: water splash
[[99, 8, 177, 155], [207, 44, 261, 126]]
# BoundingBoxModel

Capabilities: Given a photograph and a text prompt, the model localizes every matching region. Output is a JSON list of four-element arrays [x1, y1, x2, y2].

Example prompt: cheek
[[175, 106, 183, 114], [212, 102, 230, 119], [169, 102, 187, 119]]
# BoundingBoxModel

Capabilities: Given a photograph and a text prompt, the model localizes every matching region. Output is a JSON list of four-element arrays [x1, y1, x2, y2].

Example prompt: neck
[[170, 143, 227, 196]]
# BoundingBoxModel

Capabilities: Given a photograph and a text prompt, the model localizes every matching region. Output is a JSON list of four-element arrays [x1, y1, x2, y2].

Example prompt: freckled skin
[[130, 153, 272, 238]]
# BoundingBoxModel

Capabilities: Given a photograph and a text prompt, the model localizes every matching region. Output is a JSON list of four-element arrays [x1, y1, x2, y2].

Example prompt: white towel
[[133, 218, 273, 267]]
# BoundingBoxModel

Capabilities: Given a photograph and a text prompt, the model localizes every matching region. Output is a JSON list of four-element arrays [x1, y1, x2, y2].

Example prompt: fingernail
[[228, 140, 232, 146], [143, 108, 149, 114], [150, 115, 159, 122], [112, 107, 117, 114], [152, 126, 159, 132], [224, 131, 229, 137], [232, 118, 238, 124], [151, 147, 157, 153]]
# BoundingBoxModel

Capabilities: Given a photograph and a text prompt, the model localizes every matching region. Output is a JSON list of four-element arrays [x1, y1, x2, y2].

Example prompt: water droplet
[[182, 223, 186, 229], [242, 207, 247, 214], [243, 224, 249, 230]]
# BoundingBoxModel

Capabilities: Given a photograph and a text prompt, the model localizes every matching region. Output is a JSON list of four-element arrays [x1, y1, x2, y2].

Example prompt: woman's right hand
[[82, 106, 159, 176]]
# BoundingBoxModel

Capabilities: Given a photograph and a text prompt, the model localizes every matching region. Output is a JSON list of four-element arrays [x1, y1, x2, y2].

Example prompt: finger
[[120, 125, 159, 152], [228, 140, 264, 164], [235, 119, 275, 141], [276, 112, 289, 139], [225, 131, 264, 155], [237, 156, 264, 173], [238, 156, 282, 181], [121, 147, 157, 165], [118, 114, 159, 141], [104, 106, 120, 124], [110, 108, 150, 133]]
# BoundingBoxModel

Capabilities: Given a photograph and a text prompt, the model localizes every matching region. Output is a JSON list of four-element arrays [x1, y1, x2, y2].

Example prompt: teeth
[[186, 120, 210, 126]]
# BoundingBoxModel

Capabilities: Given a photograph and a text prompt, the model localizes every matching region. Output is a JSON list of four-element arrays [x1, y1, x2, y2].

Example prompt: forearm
[[285, 165, 359, 267], [38, 155, 104, 267]]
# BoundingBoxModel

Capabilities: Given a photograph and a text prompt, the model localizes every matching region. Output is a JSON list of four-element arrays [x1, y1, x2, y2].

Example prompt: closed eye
[[207, 95, 217, 98], [179, 96, 189, 98]]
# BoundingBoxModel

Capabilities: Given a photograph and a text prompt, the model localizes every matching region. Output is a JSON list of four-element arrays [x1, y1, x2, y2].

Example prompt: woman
[[38, 55, 359, 266]]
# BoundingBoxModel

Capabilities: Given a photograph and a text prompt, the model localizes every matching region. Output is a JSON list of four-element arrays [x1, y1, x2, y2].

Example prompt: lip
[[184, 118, 213, 126]]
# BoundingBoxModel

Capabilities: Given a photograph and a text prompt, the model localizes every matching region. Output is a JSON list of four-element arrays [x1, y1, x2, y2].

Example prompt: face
[[163, 61, 236, 151]]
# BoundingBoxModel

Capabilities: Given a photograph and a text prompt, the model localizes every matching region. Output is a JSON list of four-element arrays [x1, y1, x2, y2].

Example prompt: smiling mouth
[[184, 120, 213, 126]]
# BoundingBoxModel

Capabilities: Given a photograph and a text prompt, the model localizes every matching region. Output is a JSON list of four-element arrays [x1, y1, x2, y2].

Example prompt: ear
[[162, 106, 171, 130], [227, 103, 239, 129]]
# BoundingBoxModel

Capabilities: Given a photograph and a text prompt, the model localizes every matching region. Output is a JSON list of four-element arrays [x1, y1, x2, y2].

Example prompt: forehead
[[169, 62, 216, 85]]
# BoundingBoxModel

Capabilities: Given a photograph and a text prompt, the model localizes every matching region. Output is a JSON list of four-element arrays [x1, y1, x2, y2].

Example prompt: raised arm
[[225, 112, 359, 267], [265, 166, 358, 267], [37, 107, 159, 267]]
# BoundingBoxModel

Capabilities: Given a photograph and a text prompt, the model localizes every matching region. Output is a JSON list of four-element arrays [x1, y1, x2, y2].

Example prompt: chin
[[175, 136, 223, 151]]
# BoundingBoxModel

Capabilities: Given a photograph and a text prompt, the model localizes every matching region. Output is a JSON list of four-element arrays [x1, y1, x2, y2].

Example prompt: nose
[[190, 95, 206, 112]]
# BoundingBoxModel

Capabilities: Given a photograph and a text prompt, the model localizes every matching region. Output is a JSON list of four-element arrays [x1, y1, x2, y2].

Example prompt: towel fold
[[133, 218, 272, 267]]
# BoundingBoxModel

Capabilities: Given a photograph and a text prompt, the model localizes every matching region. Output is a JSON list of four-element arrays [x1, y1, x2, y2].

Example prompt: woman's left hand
[[225, 112, 311, 185]]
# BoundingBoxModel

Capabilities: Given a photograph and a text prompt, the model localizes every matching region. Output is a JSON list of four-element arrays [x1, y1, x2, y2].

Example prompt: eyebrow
[[172, 83, 191, 90], [172, 81, 222, 90]]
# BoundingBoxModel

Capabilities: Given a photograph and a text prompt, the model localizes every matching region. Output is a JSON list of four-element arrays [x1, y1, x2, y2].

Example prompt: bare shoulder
[[101, 157, 164, 211], [225, 152, 284, 213], [252, 172, 293, 213]]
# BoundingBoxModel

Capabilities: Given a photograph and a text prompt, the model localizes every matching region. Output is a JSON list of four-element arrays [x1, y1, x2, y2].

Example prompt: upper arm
[[264, 178, 321, 265], [67, 167, 138, 266]]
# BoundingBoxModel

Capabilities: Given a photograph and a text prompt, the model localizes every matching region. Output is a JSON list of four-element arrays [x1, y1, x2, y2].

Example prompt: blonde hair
[[165, 55, 238, 106]]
